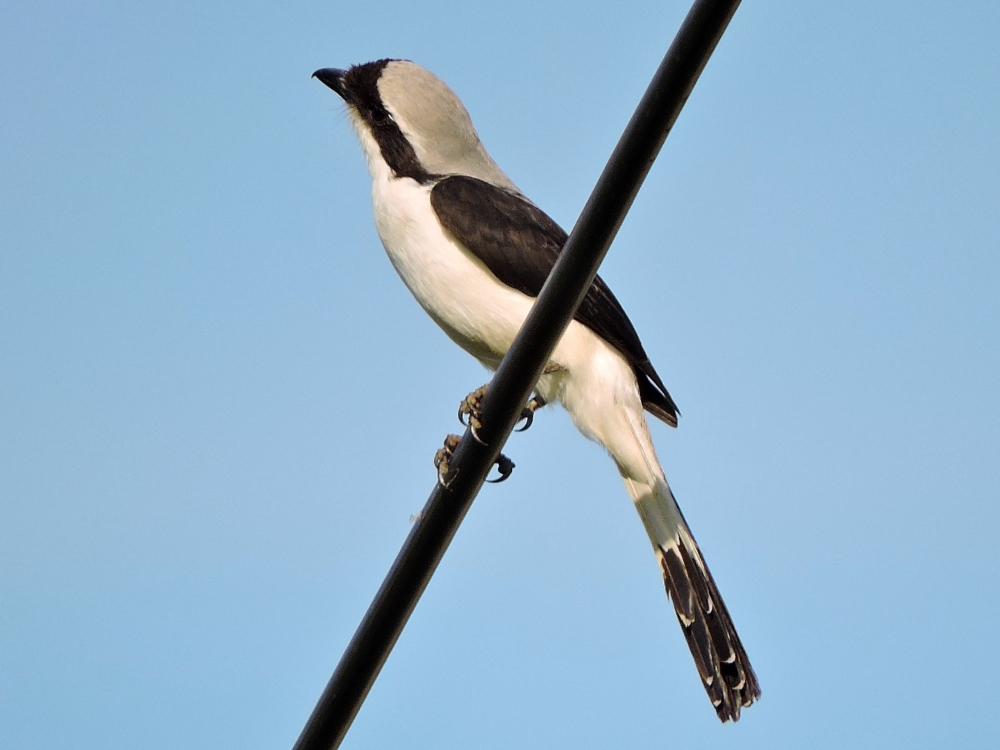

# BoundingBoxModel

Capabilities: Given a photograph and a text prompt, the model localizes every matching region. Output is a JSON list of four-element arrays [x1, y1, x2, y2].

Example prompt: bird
[[313, 59, 760, 721]]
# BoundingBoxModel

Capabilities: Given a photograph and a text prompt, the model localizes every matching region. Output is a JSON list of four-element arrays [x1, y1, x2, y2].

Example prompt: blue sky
[[2, 0, 999, 747]]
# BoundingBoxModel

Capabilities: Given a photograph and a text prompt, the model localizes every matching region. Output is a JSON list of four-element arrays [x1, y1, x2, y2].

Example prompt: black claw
[[486, 453, 515, 483], [458, 384, 489, 443], [514, 395, 546, 433], [457, 403, 473, 428], [434, 433, 462, 488]]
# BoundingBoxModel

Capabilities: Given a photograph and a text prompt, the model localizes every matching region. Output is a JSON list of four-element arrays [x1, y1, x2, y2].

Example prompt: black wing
[[430, 175, 678, 426]]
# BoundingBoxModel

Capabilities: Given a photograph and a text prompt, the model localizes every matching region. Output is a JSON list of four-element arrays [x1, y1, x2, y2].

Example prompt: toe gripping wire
[[444, 386, 545, 486]]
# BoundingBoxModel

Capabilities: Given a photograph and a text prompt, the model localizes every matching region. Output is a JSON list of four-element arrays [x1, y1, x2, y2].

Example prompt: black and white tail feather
[[627, 476, 759, 721], [623, 412, 760, 722]]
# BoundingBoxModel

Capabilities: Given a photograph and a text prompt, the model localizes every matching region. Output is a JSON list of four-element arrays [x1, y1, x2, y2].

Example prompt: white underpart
[[350, 108, 685, 551]]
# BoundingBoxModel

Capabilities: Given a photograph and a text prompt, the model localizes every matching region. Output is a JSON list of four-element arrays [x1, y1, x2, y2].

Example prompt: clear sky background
[[2, 1, 998, 747]]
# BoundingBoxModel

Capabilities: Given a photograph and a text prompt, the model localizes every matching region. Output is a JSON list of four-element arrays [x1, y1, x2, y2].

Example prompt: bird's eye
[[371, 108, 391, 125]]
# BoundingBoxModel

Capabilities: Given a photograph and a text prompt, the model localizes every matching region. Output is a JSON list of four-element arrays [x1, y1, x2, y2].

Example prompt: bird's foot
[[487, 452, 515, 484], [460, 383, 551, 436], [433, 433, 515, 487], [458, 384, 489, 442], [515, 395, 547, 432], [434, 434, 462, 488]]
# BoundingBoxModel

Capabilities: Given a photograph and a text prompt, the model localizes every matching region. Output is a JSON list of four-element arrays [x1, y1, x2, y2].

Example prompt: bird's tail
[[615, 407, 760, 721]]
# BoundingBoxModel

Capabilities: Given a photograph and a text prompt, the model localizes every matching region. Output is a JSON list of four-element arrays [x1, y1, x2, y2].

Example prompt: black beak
[[312, 68, 348, 100]]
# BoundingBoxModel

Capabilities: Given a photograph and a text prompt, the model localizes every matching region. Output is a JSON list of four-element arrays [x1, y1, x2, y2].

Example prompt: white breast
[[357, 135, 534, 368]]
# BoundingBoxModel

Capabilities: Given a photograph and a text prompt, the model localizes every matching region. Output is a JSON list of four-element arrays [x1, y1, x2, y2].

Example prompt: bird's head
[[313, 59, 516, 189]]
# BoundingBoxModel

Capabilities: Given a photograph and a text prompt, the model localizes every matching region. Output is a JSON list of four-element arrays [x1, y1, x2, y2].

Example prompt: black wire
[[292, 1, 743, 747]]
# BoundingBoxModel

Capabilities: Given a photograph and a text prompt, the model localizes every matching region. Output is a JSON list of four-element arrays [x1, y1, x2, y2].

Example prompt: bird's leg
[[487, 453, 515, 483], [433, 433, 515, 487], [516, 361, 563, 432], [464, 362, 562, 436], [452, 369, 558, 482], [457, 384, 489, 442], [434, 434, 462, 488], [515, 395, 547, 432]]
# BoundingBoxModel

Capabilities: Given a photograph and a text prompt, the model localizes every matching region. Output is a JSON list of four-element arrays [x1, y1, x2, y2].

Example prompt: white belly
[[371, 173, 535, 369]]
